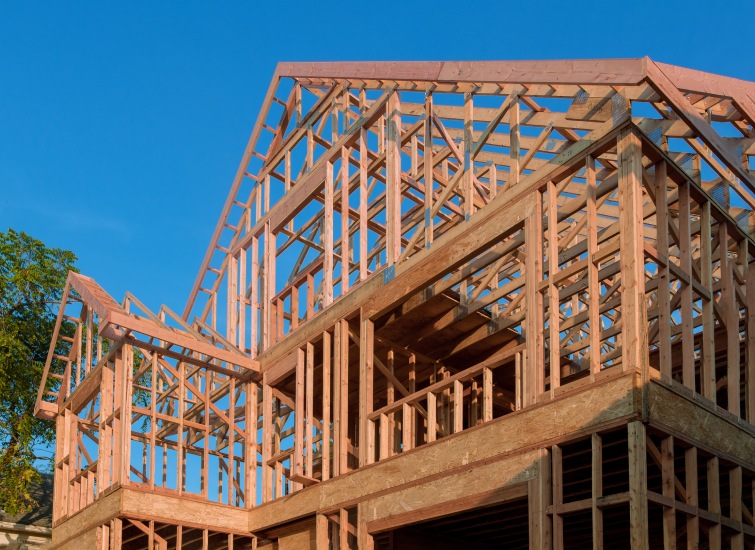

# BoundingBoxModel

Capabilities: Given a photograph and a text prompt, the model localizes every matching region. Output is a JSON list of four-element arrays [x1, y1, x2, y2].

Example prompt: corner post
[[617, 128, 647, 377]]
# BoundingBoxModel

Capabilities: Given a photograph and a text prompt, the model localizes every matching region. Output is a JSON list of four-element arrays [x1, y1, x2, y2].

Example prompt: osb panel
[[52, 526, 98, 550], [51, 489, 121, 549], [647, 381, 755, 468], [363, 450, 538, 525], [120, 488, 249, 534]]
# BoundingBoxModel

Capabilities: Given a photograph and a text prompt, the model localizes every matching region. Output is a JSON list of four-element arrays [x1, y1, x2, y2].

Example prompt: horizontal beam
[[102, 310, 258, 373], [277, 59, 647, 86]]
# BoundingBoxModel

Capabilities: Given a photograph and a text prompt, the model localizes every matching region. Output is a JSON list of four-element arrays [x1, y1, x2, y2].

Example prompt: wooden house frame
[[35, 58, 755, 548]]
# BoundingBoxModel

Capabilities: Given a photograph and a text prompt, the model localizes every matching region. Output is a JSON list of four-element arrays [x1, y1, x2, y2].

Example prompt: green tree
[[0, 229, 77, 515]]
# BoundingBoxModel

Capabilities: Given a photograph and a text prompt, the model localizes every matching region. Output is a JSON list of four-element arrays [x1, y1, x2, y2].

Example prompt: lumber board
[[646, 380, 755, 468], [248, 372, 639, 532], [41, 59, 755, 549], [364, 462, 533, 532], [277, 59, 647, 86]]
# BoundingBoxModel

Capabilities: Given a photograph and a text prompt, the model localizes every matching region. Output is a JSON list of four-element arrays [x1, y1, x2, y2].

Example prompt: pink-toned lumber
[[36, 59, 755, 550]]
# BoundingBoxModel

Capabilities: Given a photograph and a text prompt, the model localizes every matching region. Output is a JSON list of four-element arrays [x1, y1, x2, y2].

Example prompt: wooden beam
[[617, 129, 646, 374], [628, 421, 648, 550], [359, 315, 374, 466]]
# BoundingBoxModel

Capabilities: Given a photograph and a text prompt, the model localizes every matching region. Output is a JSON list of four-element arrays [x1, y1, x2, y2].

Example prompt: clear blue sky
[[2, 0, 753, 315]]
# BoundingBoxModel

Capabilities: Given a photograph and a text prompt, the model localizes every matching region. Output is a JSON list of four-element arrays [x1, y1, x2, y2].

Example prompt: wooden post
[[654, 161, 672, 380], [295, 348, 305, 479], [427, 392, 437, 443], [324, 162, 334, 306], [483, 367, 493, 422], [61, 408, 73, 517], [627, 421, 648, 550], [701, 200, 716, 400], [552, 444, 563, 550], [592, 433, 603, 550], [109, 350, 123, 493], [228, 253, 238, 347], [98, 363, 113, 494], [424, 92, 434, 247], [359, 314, 374, 466], [453, 380, 463, 434], [333, 324, 342, 476], [525, 197, 544, 406], [261, 375, 273, 502], [529, 448, 551, 550], [463, 92, 474, 220], [322, 331, 332, 481], [250, 235, 259, 358], [707, 456, 721, 550], [510, 95, 520, 186], [340, 508, 349, 550], [470, 378, 479, 427], [262, 222, 276, 352], [148, 520, 155, 550], [202, 368, 210, 499], [149, 354, 157, 491], [316, 514, 330, 550], [341, 146, 350, 295], [336, 320, 349, 474], [678, 182, 695, 390], [685, 447, 699, 547], [306, 342, 315, 478], [379, 413, 389, 460], [660, 436, 676, 549], [547, 180, 560, 395], [386, 92, 402, 265], [110, 518, 122, 549], [747, 256, 755, 423], [587, 156, 602, 379], [402, 402, 414, 451], [617, 129, 646, 375], [244, 381, 258, 508], [358, 502, 374, 550], [730, 466, 744, 549], [120, 345, 133, 486], [359, 129, 369, 280], [387, 350, 396, 454], [177, 362, 185, 496], [720, 222, 741, 416]]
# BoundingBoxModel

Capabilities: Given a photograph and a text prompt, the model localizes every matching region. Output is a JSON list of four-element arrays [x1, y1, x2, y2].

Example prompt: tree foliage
[[0, 229, 77, 515]]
